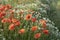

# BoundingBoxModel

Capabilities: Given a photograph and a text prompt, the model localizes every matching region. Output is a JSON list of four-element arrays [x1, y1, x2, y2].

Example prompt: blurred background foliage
[[40, 0, 60, 31], [56, 0, 60, 31]]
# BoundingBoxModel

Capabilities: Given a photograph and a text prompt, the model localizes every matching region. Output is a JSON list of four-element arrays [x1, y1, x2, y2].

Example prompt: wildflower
[[12, 18, 18, 23], [40, 19, 46, 24], [18, 29, 25, 34], [1, 18, 7, 23], [31, 26, 38, 32], [15, 21, 20, 26], [1, 11, 6, 16], [42, 23, 46, 28], [4, 6, 8, 11], [43, 30, 49, 35], [2, 5, 8, 11], [0, 12, 6, 18], [10, 10, 15, 14], [2, 18, 12, 23], [0, 6, 5, 11], [9, 24, 15, 30], [25, 14, 32, 20], [40, 19, 46, 28], [34, 33, 41, 39], [31, 18, 36, 22]]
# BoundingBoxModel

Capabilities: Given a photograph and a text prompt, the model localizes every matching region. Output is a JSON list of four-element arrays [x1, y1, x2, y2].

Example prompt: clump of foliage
[[0, 0, 60, 40]]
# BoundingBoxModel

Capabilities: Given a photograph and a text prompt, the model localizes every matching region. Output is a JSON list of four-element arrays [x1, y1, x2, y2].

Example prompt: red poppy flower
[[1, 18, 7, 23], [0, 6, 5, 11], [2, 6, 8, 11], [43, 30, 49, 35], [25, 14, 32, 21], [42, 23, 46, 28], [31, 26, 38, 32], [40, 19, 46, 28], [2, 11, 6, 16], [34, 33, 41, 39], [9, 24, 15, 30], [15, 21, 20, 26], [18, 29, 25, 34], [40, 19, 46, 24], [12, 18, 18, 23], [0, 12, 5, 19], [31, 18, 36, 22]]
